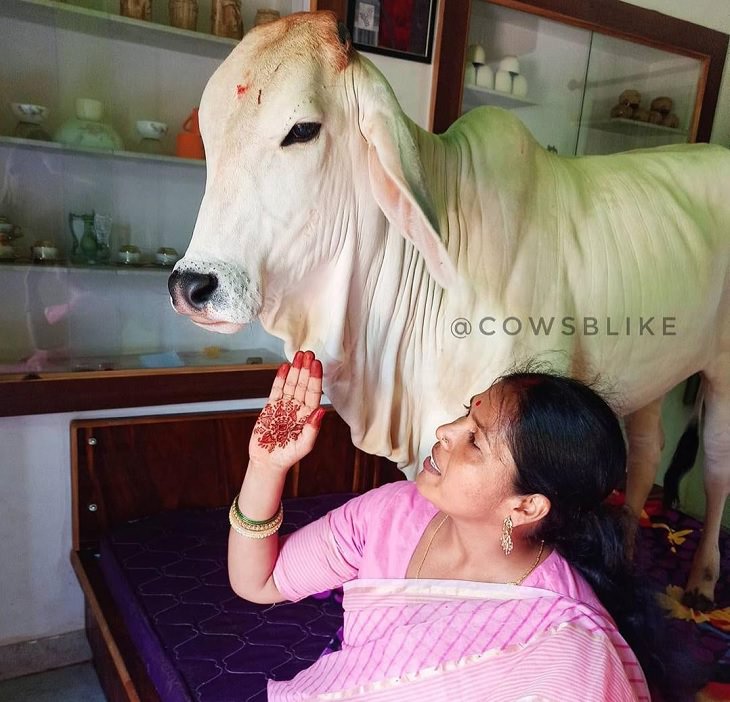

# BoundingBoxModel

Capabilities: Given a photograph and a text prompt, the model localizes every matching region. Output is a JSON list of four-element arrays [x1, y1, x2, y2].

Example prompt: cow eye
[[281, 122, 321, 147]]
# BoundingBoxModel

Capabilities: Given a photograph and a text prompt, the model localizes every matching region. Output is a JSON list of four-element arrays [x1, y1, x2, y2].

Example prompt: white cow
[[168, 12, 730, 607]]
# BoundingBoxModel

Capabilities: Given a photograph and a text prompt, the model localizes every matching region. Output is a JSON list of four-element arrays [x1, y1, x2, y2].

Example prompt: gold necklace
[[415, 513, 449, 578], [510, 540, 545, 586], [415, 514, 545, 585]]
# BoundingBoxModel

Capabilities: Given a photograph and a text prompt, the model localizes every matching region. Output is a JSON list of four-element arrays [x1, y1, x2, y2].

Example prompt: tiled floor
[[0, 663, 106, 702]]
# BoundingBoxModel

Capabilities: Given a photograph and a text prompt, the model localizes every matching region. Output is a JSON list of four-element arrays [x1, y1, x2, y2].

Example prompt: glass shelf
[[0, 135, 205, 168], [1, 0, 237, 58], [463, 85, 537, 109], [587, 117, 689, 137], [0, 260, 177, 274]]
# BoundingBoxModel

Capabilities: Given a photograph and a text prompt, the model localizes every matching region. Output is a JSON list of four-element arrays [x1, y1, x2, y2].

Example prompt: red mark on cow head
[[475, 400, 482, 407], [236, 84, 249, 96], [254, 400, 307, 452]]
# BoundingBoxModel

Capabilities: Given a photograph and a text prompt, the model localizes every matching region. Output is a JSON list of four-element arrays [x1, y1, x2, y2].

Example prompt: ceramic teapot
[[183, 108, 201, 135], [176, 108, 205, 159]]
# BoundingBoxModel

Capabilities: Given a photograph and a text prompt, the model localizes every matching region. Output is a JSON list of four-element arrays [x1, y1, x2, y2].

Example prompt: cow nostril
[[189, 274, 218, 306], [168, 270, 219, 310]]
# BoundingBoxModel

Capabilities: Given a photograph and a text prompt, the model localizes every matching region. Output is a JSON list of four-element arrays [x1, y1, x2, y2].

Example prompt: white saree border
[[343, 577, 559, 609]]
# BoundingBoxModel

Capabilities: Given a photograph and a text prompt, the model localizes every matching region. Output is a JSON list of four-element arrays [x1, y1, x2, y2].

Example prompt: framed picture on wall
[[347, 0, 438, 63]]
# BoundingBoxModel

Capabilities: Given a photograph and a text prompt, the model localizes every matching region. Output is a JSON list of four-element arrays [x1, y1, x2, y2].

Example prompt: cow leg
[[683, 359, 730, 610], [624, 397, 665, 524]]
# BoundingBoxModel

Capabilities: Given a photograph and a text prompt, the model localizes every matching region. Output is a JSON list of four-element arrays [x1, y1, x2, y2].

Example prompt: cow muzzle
[[167, 259, 262, 333], [168, 269, 218, 311]]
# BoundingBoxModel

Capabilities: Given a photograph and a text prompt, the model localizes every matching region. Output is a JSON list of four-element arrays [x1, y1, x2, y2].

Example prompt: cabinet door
[[575, 32, 703, 155], [434, 0, 728, 145], [461, 2, 592, 157]]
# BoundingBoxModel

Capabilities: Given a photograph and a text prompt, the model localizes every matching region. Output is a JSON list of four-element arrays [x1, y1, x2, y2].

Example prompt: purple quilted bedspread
[[99, 494, 351, 702]]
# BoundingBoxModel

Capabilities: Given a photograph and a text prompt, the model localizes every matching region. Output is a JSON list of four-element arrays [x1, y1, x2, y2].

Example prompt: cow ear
[[358, 60, 458, 289]]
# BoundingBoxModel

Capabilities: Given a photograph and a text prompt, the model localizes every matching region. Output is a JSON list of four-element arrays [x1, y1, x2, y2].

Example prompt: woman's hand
[[249, 350, 325, 473]]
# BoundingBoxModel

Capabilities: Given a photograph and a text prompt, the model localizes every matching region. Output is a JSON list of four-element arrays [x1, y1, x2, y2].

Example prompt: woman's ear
[[512, 494, 551, 527]]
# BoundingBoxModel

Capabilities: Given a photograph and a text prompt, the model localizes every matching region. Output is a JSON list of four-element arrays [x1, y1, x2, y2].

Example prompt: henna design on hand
[[253, 399, 307, 453]]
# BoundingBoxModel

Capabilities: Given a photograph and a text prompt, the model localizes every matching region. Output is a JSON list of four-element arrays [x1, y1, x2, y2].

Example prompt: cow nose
[[168, 269, 219, 310]]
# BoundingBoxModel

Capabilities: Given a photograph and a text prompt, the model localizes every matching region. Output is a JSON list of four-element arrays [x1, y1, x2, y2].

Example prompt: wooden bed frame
[[69, 407, 402, 702]]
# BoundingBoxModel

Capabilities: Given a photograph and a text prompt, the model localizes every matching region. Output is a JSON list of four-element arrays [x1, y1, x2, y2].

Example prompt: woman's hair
[[491, 364, 707, 702]]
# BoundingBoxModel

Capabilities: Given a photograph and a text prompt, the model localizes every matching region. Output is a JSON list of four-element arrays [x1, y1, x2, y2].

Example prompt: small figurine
[[619, 89, 641, 110], [211, 0, 243, 40], [120, 0, 151, 21], [609, 88, 641, 120], [649, 97, 679, 129], [610, 103, 633, 119], [650, 96, 673, 116]]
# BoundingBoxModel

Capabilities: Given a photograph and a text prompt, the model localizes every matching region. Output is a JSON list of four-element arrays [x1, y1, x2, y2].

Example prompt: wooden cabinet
[[432, 0, 728, 147]]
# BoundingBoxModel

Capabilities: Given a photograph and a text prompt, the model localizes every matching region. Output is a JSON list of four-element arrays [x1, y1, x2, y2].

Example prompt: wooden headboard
[[71, 408, 403, 552]]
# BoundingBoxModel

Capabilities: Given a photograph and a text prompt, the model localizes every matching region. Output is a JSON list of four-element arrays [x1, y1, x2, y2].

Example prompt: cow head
[[169, 11, 456, 337]]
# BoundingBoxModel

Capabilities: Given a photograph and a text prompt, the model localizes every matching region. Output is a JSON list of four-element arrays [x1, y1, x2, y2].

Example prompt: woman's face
[[416, 384, 519, 523]]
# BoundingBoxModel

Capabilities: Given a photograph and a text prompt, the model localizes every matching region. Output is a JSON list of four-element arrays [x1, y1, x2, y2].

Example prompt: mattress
[[99, 494, 351, 702]]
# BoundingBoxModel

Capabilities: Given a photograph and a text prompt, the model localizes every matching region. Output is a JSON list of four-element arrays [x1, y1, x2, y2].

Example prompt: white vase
[[512, 74, 528, 97], [495, 69, 512, 93], [468, 44, 486, 65], [476, 65, 494, 89]]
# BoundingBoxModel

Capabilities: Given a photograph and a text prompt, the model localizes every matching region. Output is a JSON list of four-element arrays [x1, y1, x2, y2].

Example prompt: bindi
[[475, 400, 482, 407], [254, 399, 306, 452]]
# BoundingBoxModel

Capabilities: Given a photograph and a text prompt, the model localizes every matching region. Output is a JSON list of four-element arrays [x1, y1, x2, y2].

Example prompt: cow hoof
[[681, 588, 715, 612]]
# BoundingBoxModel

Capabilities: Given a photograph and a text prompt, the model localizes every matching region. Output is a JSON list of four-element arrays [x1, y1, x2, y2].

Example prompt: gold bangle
[[229, 497, 283, 539], [233, 494, 282, 527]]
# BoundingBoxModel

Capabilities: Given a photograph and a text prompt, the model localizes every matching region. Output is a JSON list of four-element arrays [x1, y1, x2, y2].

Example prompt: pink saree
[[268, 577, 650, 701]]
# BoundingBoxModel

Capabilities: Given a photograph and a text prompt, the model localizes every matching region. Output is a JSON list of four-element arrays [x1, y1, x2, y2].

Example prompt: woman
[[228, 350, 694, 701]]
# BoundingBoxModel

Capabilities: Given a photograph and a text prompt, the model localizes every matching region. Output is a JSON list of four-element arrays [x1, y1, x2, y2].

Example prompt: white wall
[[0, 398, 272, 646]]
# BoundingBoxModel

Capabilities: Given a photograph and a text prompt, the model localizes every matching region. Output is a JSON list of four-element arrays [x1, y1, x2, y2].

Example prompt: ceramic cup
[[468, 44, 486, 65], [512, 74, 528, 97], [495, 69, 512, 93], [75, 98, 104, 122], [32, 240, 58, 261], [499, 55, 520, 74], [155, 246, 179, 266], [118, 244, 141, 264], [11, 103, 49, 124], [476, 65, 495, 89], [136, 120, 169, 139]]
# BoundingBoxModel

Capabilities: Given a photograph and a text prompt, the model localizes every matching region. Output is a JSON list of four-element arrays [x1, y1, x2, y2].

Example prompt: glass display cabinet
[[458, 1, 707, 156], [0, 0, 308, 414], [433, 0, 728, 149]]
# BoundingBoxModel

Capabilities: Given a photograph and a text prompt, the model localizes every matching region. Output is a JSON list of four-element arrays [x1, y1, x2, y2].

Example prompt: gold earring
[[501, 515, 513, 556]]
